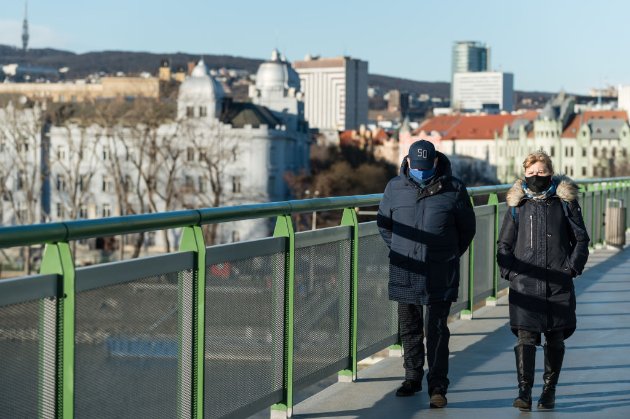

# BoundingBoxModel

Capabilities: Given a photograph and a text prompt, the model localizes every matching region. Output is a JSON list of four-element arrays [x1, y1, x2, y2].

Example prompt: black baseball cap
[[408, 140, 437, 170]]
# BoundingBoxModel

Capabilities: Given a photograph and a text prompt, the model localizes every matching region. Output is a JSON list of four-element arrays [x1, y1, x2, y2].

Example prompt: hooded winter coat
[[377, 152, 476, 305], [497, 176, 590, 339]]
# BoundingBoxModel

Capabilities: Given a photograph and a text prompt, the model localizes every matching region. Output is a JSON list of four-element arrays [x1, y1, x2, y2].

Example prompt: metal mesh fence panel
[[594, 191, 603, 243], [0, 298, 56, 418], [473, 207, 495, 301], [357, 232, 397, 358], [293, 237, 351, 388], [453, 247, 470, 314], [582, 192, 594, 243], [204, 252, 285, 419], [497, 203, 509, 291], [74, 269, 189, 419]]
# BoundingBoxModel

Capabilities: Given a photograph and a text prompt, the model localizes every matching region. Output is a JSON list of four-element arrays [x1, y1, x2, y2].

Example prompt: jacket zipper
[[529, 215, 533, 248]]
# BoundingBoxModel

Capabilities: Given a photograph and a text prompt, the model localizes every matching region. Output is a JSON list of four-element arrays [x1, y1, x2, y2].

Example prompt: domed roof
[[178, 59, 224, 103], [255, 49, 300, 91]]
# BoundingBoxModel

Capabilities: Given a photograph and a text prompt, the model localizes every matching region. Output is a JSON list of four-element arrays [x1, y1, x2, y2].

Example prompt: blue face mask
[[409, 167, 436, 182]]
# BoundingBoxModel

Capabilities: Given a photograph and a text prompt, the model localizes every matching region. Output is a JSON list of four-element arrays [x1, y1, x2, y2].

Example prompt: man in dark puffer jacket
[[377, 140, 476, 408]]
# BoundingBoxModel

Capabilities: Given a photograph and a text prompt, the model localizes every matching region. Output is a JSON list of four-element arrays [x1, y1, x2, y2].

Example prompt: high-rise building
[[452, 41, 490, 75], [293, 55, 368, 131], [451, 41, 490, 101], [452, 72, 514, 112]]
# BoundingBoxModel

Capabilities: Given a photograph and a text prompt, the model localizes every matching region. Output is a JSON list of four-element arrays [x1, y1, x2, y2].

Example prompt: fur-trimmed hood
[[506, 175, 579, 207]]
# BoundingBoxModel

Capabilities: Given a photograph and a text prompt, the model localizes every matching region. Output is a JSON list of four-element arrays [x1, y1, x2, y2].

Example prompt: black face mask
[[525, 175, 552, 193]]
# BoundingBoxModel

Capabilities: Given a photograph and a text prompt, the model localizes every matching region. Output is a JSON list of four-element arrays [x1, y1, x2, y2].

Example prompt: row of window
[[51, 175, 244, 195], [500, 146, 628, 159]]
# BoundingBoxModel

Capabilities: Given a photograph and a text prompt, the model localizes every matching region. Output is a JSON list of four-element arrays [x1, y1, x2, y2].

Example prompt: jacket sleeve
[[454, 186, 476, 257], [377, 182, 393, 249], [565, 200, 590, 276], [497, 208, 517, 279]]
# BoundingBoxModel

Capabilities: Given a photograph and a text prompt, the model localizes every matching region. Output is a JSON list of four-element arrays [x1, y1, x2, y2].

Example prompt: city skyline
[[2, 0, 630, 94]]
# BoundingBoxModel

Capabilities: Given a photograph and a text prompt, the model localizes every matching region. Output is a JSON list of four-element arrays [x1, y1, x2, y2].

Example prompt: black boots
[[537, 342, 565, 410], [513, 344, 536, 411]]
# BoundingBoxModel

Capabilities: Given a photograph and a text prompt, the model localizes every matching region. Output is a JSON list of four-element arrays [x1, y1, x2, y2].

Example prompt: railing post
[[486, 193, 500, 306], [339, 208, 359, 382], [272, 215, 295, 418], [179, 226, 206, 419], [39, 242, 75, 419], [461, 196, 475, 320]]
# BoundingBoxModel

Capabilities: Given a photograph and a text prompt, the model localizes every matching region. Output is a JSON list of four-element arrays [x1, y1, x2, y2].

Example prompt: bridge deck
[[291, 245, 630, 418]]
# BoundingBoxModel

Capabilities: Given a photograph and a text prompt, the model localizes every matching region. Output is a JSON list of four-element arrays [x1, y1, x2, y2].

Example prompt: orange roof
[[417, 114, 521, 140], [562, 110, 628, 138]]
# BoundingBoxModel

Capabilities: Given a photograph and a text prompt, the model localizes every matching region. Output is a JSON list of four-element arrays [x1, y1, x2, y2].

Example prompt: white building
[[293, 55, 368, 132], [0, 53, 310, 254], [618, 85, 630, 119], [452, 72, 514, 112]]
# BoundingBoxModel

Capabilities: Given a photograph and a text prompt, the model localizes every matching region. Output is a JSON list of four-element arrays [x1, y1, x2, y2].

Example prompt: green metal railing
[[0, 177, 629, 419]]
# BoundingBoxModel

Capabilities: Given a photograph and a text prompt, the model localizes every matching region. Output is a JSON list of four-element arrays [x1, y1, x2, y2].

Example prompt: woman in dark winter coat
[[497, 151, 589, 411]]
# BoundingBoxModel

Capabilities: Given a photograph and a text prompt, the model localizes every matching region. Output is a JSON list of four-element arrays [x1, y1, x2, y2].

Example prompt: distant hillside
[[0, 45, 264, 76], [0, 45, 556, 103]]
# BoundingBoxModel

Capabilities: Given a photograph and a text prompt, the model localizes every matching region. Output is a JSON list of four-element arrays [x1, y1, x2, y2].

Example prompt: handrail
[[1, 178, 629, 249]]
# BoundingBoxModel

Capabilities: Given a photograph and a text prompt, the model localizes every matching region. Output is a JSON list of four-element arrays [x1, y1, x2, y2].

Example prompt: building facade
[[0, 56, 310, 257], [293, 56, 368, 132], [452, 72, 514, 112]]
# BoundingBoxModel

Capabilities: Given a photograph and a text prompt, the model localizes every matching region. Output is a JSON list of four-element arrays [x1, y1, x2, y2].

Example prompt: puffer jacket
[[377, 152, 476, 305], [497, 176, 590, 339]]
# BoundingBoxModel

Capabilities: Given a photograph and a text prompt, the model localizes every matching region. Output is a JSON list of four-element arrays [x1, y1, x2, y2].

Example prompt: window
[[79, 205, 88, 219], [199, 150, 206, 161], [602, 148, 608, 158], [102, 203, 111, 218], [612, 148, 616, 157], [570, 147, 574, 157], [623, 148, 628, 158], [146, 231, 156, 246], [565, 148, 568, 157], [232, 176, 241, 193], [102, 148, 109, 161], [550, 146, 555, 157], [16, 170, 24, 190], [57, 147, 66, 160], [186, 106, 194, 117], [199, 106, 207, 117], [582, 147, 587, 157], [56, 175, 66, 191], [198, 177, 206, 193], [185, 175, 194, 189], [102, 177, 112, 192], [187, 147, 195, 161], [78, 174, 90, 192], [123, 175, 131, 192], [582, 167, 587, 176], [231, 230, 240, 242], [593, 147, 598, 157], [56, 203, 64, 219]]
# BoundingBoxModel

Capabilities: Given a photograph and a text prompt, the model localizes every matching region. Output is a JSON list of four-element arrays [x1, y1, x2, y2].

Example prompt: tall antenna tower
[[22, 1, 29, 53]]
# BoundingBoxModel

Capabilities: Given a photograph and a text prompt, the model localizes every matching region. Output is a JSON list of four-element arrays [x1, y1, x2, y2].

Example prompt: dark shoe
[[537, 342, 565, 410], [513, 344, 536, 411], [429, 389, 447, 408], [395, 379, 422, 397], [537, 386, 556, 410]]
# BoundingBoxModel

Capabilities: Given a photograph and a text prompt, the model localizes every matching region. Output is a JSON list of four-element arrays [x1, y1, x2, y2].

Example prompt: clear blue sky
[[2, 0, 630, 94]]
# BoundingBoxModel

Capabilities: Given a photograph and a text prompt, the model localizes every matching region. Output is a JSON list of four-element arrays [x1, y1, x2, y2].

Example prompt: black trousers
[[398, 301, 452, 392], [517, 329, 564, 346]]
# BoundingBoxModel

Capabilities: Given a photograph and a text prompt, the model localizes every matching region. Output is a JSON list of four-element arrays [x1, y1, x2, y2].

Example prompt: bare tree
[[0, 102, 44, 273]]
